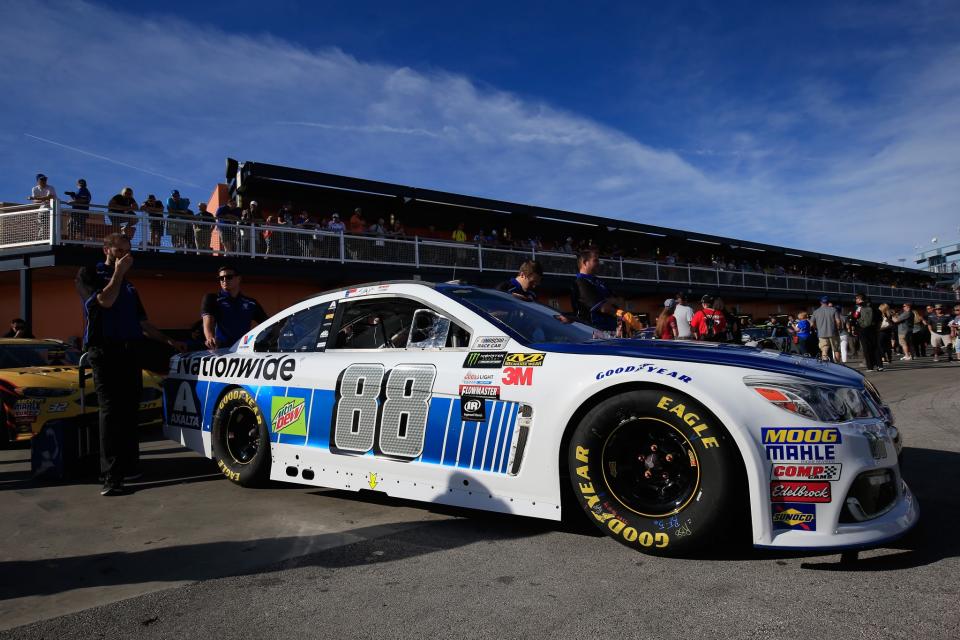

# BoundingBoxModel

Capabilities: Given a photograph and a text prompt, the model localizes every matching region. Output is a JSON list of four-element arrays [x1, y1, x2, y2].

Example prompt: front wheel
[[211, 387, 271, 486], [568, 389, 744, 555]]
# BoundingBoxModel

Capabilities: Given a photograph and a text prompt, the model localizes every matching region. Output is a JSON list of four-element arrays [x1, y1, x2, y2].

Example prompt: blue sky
[[1, 0, 958, 263]]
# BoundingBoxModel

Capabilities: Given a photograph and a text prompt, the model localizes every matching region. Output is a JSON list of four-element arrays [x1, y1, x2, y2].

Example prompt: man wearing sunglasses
[[201, 266, 268, 350]]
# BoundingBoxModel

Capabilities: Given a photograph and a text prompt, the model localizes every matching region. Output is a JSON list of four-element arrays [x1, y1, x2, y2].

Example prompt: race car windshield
[[440, 287, 595, 344], [0, 344, 81, 368]]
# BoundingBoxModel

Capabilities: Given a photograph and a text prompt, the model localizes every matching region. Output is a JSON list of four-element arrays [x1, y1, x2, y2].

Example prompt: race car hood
[[534, 339, 864, 387], [0, 366, 82, 388]]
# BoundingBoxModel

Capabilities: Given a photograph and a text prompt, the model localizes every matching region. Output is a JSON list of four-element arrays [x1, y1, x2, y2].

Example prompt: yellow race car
[[0, 339, 164, 446]]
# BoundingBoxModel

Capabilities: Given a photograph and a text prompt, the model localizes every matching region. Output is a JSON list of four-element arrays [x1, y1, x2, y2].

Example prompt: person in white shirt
[[29, 173, 58, 205], [673, 292, 694, 339]]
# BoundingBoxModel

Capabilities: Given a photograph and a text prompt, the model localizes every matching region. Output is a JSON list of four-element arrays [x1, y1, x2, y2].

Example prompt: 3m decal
[[459, 384, 500, 398], [472, 336, 509, 350], [770, 481, 831, 503], [763, 428, 840, 461], [501, 367, 532, 386], [167, 380, 201, 429], [462, 352, 507, 368], [573, 445, 670, 549], [504, 352, 545, 367], [772, 503, 817, 531], [461, 396, 486, 421], [332, 364, 436, 458], [595, 363, 692, 383], [176, 354, 296, 382], [771, 463, 841, 481], [272, 397, 307, 435], [655, 395, 720, 449]]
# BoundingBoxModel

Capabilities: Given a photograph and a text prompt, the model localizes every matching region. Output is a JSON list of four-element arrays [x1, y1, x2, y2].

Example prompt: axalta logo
[[504, 352, 545, 367], [762, 427, 841, 444], [272, 397, 306, 435]]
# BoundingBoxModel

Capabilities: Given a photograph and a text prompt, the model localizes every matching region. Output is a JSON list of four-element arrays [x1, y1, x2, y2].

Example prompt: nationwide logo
[[772, 503, 816, 531], [176, 354, 296, 382], [459, 384, 500, 398], [272, 397, 307, 435], [504, 352, 545, 367], [473, 336, 509, 350], [462, 352, 507, 368], [771, 463, 842, 481], [770, 481, 831, 503]]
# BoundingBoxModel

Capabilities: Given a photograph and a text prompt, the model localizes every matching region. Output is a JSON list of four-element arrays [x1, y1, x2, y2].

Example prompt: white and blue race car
[[162, 281, 918, 555]]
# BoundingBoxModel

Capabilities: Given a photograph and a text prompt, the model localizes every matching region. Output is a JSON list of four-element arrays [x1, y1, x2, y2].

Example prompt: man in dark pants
[[201, 265, 268, 349], [76, 233, 184, 496], [854, 293, 882, 372]]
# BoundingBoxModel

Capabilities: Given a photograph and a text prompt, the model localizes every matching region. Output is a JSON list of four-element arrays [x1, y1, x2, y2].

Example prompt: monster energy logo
[[462, 352, 507, 368]]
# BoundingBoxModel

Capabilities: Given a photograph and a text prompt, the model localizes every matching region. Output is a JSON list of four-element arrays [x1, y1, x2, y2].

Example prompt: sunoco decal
[[271, 397, 307, 435], [772, 503, 816, 531], [176, 354, 296, 382]]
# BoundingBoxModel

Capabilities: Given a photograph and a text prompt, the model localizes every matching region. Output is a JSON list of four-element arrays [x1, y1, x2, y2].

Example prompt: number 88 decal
[[333, 364, 437, 458]]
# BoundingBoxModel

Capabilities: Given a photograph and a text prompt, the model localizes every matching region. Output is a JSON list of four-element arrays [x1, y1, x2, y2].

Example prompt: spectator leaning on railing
[[63, 178, 91, 239], [141, 194, 165, 249], [107, 187, 138, 235]]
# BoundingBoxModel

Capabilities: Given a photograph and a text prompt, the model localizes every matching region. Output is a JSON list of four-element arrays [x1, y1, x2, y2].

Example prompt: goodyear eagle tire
[[568, 389, 742, 555], [211, 387, 271, 487]]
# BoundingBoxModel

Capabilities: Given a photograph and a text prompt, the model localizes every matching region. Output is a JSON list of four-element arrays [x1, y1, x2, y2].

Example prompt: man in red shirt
[[691, 294, 727, 341]]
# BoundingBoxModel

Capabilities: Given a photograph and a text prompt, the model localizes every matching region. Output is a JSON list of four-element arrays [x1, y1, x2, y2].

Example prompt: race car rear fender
[[557, 380, 766, 542]]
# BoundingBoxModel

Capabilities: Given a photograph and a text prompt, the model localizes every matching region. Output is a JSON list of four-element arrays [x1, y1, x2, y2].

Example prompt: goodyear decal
[[772, 503, 817, 531], [595, 363, 692, 383], [762, 427, 840, 462], [573, 445, 670, 549], [272, 397, 307, 435]]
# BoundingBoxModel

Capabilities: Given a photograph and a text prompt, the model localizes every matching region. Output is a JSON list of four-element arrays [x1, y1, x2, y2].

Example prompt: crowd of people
[[28, 173, 957, 294]]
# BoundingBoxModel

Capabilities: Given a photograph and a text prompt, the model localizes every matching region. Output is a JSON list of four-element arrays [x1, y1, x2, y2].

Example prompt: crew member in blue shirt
[[201, 265, 268, 349], [497, 260, 543, 302], [76, 233, 184, 496], [571, 248, 642, 336]]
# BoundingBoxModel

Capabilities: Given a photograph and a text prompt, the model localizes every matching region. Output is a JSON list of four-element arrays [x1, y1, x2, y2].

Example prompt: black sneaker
[[101, 482, 127, 496]]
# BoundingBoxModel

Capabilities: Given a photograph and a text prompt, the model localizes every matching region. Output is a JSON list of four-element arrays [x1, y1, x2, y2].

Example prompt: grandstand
[[0, 159, 954, 339]]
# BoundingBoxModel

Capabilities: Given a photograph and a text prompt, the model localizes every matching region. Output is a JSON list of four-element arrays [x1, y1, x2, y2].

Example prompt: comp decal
[[655, 396, 720, 449], [595, 363, 692, 383], [573, 445, 670, 549], [763, 427, 840, 462], [771, 463, 841, 481], [176, 354, 296, 382], [462, 352, 507, 368], [772, 503, 817, 531], [770, 481, 831, 503], [504, 352, 545, 367]]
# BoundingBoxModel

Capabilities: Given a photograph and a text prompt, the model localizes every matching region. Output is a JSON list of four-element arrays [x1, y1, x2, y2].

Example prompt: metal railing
[[1, 201, 955, 303]]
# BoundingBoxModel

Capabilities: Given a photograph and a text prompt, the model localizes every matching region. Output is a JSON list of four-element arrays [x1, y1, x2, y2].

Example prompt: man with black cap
[[29, 174, 58, 238], [690, 294, 727, 341], [811, 295, 842, 362], [76, 233, 184, 496]]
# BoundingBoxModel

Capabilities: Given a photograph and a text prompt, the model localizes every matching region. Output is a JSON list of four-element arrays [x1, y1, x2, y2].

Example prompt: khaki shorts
[[931, 333, 953, 349], [819, 336, 840, 353]]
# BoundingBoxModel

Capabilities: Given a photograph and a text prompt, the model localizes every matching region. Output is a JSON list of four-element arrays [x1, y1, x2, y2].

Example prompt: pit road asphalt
[[1, 357, 958, 639]]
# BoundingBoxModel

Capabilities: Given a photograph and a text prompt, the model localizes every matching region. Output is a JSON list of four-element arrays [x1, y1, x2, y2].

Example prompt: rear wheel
[[567, 389, 743, 555], [211, 388, 271, 486]]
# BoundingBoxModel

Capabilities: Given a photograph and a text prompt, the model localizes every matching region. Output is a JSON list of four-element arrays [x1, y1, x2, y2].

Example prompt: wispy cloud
[[0, 0, 957, 263]]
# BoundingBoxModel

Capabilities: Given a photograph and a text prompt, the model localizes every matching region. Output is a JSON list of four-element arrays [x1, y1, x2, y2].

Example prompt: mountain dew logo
[[271, 397, 306, 435]]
